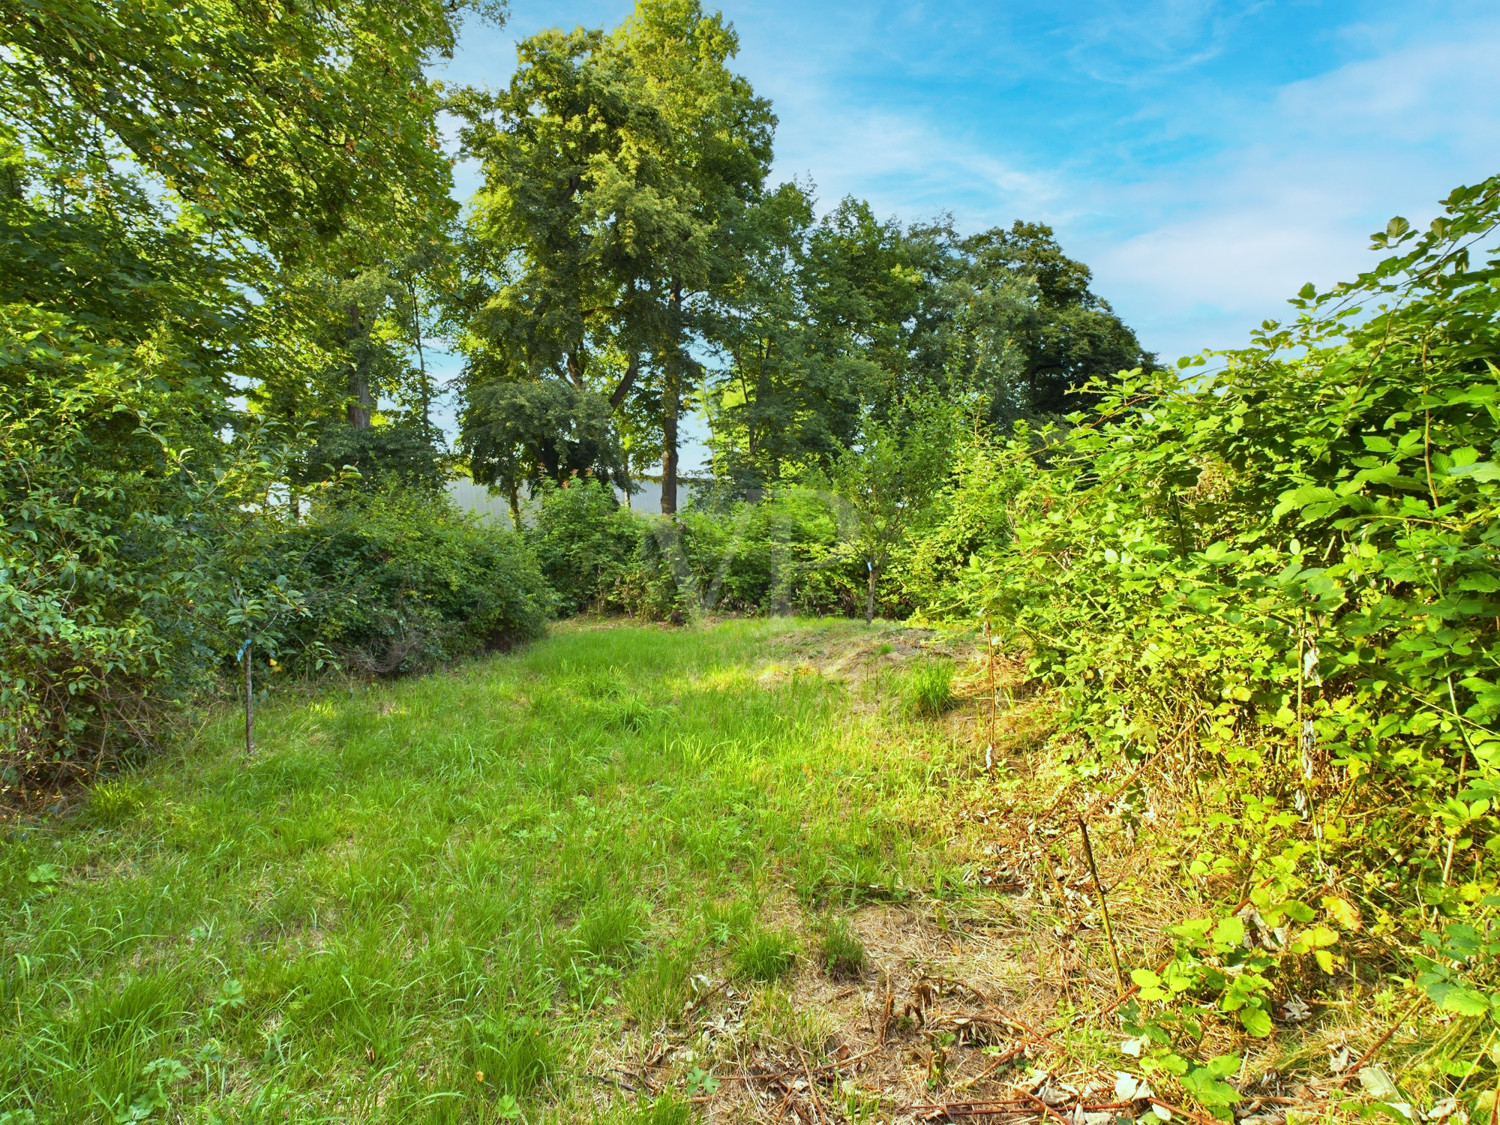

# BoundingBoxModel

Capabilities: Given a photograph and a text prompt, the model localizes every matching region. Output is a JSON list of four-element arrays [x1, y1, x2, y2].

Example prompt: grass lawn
[[2, 619, 1013, 1124]]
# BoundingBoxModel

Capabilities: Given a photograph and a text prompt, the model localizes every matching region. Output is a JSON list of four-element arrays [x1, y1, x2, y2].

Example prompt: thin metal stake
[[242, 639, 255, 756], [1078, 817, 1125, 995]]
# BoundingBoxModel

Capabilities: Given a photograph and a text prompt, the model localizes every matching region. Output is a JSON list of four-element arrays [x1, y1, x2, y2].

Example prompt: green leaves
[[1210, 916, 1245, 950], [1178, 1055, 1242, 1117], [1423, 981, 1493, 1018], [4, 0, 472, 263], [26, 864, 62, 893]]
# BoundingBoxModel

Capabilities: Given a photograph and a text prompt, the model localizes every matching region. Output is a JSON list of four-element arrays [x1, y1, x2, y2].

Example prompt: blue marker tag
[[237, 639, 251, 662]]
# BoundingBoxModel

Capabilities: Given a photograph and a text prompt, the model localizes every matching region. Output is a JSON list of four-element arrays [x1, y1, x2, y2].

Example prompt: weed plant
[[902, 659, 955, 718], [817, 916, 867, 979], [731, 928, 799, 982]]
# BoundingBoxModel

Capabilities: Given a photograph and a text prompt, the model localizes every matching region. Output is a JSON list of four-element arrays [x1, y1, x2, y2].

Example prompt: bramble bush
[[0, 305, 230, 793], [942, 177, 1500, 1081], [526, 480, 645, 617]]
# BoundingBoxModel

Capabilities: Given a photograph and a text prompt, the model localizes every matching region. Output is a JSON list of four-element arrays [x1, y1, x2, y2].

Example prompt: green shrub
[[527, 478, 644, 616], [896, 438, 1023, 614], [298, 421, 446, 494], [0, 305, 235, 791], [527, 477, 865, 621], [731, 928, 798, 982], [946, 177, 1500, 1040], [258, 487, 550, 677], [674, 487, 860, 617], [1, 310, 547, 789]]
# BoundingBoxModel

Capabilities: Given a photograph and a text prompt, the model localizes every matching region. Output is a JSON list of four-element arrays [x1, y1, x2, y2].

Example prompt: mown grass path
[[2, 620, 989, 1124]]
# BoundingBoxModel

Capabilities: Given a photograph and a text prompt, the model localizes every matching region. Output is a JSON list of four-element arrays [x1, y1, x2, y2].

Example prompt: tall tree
[[602, 0, 774, 513], [703, 180, 862, 492], [0, 0, 499, 766], [959, 221, 1154, 416], [454, 0, 773, 514], [4, 0, 500, 452]]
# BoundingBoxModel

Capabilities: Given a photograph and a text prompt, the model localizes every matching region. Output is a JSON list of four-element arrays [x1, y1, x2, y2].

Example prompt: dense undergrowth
[[526, 479, 874, 621], [933, 179, 1500, 1099]]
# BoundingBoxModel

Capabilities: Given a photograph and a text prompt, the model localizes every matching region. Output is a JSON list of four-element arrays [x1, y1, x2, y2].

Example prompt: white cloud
[[1084, 28, 1500, 359], [745, 16, 1500, 361]]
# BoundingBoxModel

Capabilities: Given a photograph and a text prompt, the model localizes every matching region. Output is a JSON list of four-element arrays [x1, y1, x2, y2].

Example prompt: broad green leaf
[[1212, 916, 1245, 949], [1239, 1007, 1272, 1037], [1449, 461, 1500, 481], [1424, 981, 1492, 1017]]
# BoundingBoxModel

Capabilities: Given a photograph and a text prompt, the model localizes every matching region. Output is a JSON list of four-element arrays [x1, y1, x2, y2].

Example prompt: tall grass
[[0, 620, 970, 1123]]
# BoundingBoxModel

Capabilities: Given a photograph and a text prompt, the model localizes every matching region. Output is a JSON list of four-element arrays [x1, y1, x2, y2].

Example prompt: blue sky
[[428, 0, 1500, 467]]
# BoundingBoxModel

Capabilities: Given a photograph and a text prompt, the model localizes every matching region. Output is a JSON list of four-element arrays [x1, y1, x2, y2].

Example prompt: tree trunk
[[407, 279, 432, 441], [566, 349, 586, 390], [348, 380, 373, 430], [661, 281, 684, 516], [866, 560, 876, 624], [609, 355, 640, 411], [347, 302, 372, 430], [661, 366, 679, 515], [508, 481, 522, 530]]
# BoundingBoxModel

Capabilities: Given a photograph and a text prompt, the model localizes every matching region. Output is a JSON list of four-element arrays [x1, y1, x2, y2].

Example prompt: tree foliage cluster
[[0, 0, 549, 793], [0, 0, 1153, 791], [526, 477, 868, 621]]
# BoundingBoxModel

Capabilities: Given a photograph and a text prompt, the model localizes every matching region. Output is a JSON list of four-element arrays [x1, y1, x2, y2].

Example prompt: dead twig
[[907, 1099, 1149, 1117], [878, 986, 894, 1044], [1017, 1088, 1072, 1125], [795, 1044, 828, 1125], [1333, 991, 1428, 1088], [1035, 719, 1199, 828], [960, 1026, 1059, 1089], [719, 1045, 884, 1088], [814, 1044, 883, 1074], [1077, 816, 1126, 995]]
